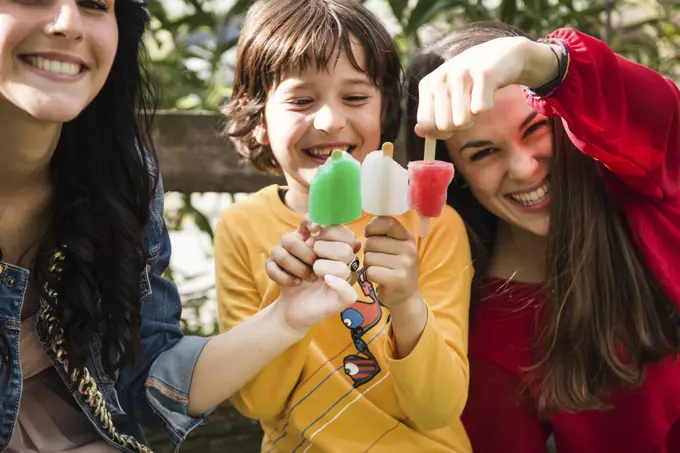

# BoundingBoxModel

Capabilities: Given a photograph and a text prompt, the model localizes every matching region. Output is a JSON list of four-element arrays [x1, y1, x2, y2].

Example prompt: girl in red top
[[405, 22, 680, 453]]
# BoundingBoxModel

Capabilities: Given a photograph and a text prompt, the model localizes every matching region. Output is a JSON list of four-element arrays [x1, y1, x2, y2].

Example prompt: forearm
[[518, 38, 561, 89], [388, 303, 469, 430], [186, 302, 303, 416], [524, 28, 680, 198], [385, 208, 472, 430], [388, 293, 428, 359]]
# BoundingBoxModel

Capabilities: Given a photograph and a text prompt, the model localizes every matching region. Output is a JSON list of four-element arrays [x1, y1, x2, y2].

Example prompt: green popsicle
[[308, 149, 361, 225]]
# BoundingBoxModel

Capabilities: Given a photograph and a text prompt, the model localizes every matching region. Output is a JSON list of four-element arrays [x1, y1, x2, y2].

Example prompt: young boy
[[215, 1, 473, 451]]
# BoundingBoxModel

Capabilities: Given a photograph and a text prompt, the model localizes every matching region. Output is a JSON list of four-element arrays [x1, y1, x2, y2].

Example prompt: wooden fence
[[153, 110, 406, 193], [152, 110, 284, 193]]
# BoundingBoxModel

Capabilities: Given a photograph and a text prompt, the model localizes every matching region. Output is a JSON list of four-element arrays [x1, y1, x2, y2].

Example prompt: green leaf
[[497, 0, 517, 23], [224, 0, 253, 21], [406, 0, 464, 34], [621, 16, 663, 34], [388, 0, 409, 25]]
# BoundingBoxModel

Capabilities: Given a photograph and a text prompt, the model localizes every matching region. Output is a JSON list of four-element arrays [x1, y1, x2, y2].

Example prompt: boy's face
[[257, 42, 382, 195]]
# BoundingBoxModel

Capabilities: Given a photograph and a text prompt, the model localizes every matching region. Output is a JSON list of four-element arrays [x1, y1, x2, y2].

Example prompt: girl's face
[[0, 0, 118, 123], [444, 85, 554, 237]]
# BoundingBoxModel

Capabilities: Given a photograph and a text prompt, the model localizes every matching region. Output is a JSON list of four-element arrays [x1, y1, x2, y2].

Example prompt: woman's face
[[444, 85, 554, 236], [0, 0, 118, 123]]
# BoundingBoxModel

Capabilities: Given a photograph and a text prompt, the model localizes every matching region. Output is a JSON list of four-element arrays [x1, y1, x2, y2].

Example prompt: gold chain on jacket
[[39, 248, 153, 453]]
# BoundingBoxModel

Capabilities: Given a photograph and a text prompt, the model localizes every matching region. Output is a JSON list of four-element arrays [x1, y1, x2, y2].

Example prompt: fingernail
[[310, 230, 320, 237]]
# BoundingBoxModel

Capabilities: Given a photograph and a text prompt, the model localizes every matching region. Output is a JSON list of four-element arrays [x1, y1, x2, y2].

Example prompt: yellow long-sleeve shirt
[[216, 185, 473, 453]]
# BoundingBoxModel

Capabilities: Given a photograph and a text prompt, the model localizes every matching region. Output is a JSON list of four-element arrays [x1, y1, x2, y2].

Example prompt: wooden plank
[[152, 111, 285, 193], [152, 110, 406, 193]]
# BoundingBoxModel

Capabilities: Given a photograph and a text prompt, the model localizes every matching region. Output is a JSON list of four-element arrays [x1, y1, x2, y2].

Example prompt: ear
[[254, 123, 270, 145]]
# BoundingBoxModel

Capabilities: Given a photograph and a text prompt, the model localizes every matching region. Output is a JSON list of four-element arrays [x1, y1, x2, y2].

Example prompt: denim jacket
[[0, 175, 211, 452]]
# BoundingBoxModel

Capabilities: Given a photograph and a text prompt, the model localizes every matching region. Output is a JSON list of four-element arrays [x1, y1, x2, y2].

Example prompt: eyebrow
[[519, 111, 539, 131], [343, 78, 373, 87], [458, 111, 540, 154], [281, 77, 372, 91], [459, 139, 494, 154], [280, 80, 311, 90]]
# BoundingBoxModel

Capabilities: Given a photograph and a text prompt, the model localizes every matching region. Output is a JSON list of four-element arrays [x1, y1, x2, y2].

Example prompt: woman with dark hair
[[405, 22, 680, 453], [0, 1, 359, 452]]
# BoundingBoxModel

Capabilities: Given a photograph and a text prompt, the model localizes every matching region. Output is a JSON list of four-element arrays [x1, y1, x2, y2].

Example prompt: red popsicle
[[408, 136, 455, 237]]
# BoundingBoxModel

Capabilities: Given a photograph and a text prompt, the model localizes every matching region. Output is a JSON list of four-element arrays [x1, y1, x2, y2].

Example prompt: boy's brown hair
[[222, 0, 403, 174]]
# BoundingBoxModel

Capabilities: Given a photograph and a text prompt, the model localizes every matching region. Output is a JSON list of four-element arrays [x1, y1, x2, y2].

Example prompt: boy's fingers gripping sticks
[[308, 149, 362, 226], [313, 240, 355, 267], [299, 214, 321, 238], [408, 135, 455, 237], [361, 142, 409, 217], [365, 215, 413, 241], [312, 224, 358, 246], [309, 224, 360, 280]]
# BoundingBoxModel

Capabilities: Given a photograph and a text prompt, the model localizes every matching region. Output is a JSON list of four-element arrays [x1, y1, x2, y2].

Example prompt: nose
[[507, 145, 540, 182], [45, 1, 85, 41], [313, 102, 346, 134]]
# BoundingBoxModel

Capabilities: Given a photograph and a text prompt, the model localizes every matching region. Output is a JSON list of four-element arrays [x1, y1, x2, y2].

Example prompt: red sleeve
[[462, 356, 551, 453], [525, 28, 680, 201]]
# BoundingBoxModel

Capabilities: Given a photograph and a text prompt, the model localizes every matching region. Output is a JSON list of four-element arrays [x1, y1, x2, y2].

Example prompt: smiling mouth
[[20, 55, 87, 76], [303, 145, 356, 160], [505, 180, 551, 207]]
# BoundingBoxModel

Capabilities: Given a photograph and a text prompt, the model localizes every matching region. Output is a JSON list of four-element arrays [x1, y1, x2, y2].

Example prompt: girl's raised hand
[[415, 36, 559, 139]]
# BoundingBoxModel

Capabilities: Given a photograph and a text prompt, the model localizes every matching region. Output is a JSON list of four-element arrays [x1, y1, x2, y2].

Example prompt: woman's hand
[[415, 36, 559, 139]]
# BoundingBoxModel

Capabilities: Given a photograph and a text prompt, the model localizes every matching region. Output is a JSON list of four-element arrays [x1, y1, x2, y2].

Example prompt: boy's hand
[[266, 215, 361, 287], [364, 216, 420, 308]]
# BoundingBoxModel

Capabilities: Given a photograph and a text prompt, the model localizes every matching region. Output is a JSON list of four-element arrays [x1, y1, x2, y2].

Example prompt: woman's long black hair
[[2, 0, 159, 376]]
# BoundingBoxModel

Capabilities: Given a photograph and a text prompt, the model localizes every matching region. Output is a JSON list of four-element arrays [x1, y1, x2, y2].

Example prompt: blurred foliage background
[[149, 0, 680, 337], [146, 0, 680, 112]]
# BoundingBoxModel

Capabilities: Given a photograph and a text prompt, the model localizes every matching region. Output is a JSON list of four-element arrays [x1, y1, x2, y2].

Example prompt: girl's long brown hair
[[405, 21, 680, 413]]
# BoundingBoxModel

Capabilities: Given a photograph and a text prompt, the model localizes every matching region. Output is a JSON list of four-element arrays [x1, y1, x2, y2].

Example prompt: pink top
[[8, 316, 119, 452]]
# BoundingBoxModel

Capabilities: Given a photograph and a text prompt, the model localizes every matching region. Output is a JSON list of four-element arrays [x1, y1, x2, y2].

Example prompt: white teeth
[[28, 56, 81, 76], [508, 181, 550, 206], [307, 146, 351, 158]]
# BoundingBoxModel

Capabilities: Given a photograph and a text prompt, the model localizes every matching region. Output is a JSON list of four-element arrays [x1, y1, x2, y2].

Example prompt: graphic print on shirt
[[340, 268, 383, 387]]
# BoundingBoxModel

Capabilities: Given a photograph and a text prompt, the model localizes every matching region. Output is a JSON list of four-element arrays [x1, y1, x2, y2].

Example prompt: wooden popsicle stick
[[382, 142, 394, 159], [419, 137, 436, 235], [378, 142, 394, 215], [424, 135, 436, 162], [419, 217, 430, 237]]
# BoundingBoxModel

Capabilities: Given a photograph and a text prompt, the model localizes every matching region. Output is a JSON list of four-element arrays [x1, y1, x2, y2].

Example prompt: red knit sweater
[[462, 28, 680, 453]]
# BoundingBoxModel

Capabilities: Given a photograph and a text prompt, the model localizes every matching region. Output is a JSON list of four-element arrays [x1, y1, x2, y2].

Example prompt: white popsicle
[[361, 142, 409, 216]]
